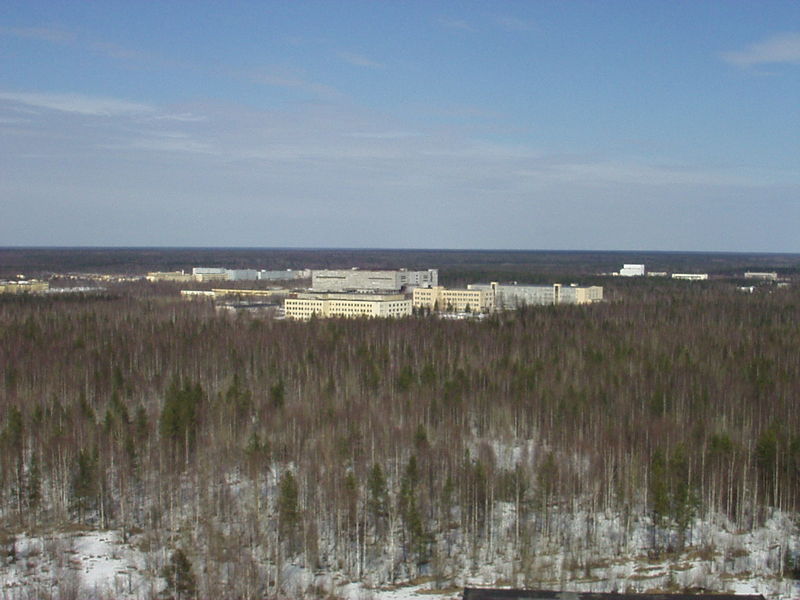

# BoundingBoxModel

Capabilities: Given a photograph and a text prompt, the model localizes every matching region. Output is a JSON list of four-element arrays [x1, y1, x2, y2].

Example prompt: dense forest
[[0, 274, 799, 598]]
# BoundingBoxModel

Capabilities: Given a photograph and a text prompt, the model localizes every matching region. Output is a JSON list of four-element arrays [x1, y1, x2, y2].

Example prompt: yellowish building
[[285, 293, 411, 320], [412, 286, 494, 313], [146, 271, 194, 282], [0, 280, 49, 294]]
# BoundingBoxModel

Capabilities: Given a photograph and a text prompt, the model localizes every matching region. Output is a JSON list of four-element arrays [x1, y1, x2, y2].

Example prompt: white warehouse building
[[619, 264, 645, 277]]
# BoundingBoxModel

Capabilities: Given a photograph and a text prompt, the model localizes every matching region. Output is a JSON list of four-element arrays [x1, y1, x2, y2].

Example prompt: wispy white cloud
[[338, 51, 385, 69], [242, 69, 342, 100], [439, 19, 475, 32], [347, 131, 423, 140], [722, 32, 800, 67], [0, 25, 76, 44], [124, 136, 215, 155], [0, 91, 155, 116], [149, 113, 207, 123], [495, 16, 535, 32]]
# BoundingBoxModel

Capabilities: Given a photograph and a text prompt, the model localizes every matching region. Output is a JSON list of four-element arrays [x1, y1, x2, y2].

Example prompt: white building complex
[[285, 293, 412, 320], [311, 269, 438, 292], [467, 282, 603, 308]]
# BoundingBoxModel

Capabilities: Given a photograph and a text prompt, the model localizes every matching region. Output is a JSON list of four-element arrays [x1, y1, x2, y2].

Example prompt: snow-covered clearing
[[1, 509, 798, 599]]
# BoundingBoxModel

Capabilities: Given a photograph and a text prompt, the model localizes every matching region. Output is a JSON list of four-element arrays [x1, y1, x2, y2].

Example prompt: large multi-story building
[[412, 286, 494, 313], [285, 293, 412, 320], [467, 282, 603, 308], [311, 269, 438, 292]]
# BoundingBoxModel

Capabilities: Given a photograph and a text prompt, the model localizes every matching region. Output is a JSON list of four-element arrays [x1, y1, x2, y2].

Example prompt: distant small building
[[619, 264, 645, 277], [146, 271, 194, 282], [672, 273, 709, 281], [0, 280, 49, 294], [744, 271, 778, 281]]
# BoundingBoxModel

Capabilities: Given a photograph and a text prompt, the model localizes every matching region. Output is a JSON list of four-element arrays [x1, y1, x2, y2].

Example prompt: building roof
[[463, 589, 764, 600]]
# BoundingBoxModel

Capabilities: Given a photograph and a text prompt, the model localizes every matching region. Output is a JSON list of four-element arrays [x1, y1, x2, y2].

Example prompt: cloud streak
[[722, 32, 800, 66], [494, 16, 536, 32], [0, 25, 76, 44], [338, 51, 384, 69], [0, 91, 155, 116]]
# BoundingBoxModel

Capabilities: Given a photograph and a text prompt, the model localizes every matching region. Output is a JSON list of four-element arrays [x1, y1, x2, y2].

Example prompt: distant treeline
[[2, 247, 799, 278]]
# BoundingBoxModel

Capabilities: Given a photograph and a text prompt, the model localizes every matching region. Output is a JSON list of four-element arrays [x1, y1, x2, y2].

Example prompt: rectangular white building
[[619, 264, 645, 277]]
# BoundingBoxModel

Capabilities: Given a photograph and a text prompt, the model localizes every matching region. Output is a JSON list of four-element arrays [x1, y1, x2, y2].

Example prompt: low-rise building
[[672, 273, 709, 281], [0, 280, 50, 294], [413, 286, 494, 313], [619, 264, 645, 277], [146, 271, 194, 282], [285, 293, 411, 320], [744, 271, 778, 281]]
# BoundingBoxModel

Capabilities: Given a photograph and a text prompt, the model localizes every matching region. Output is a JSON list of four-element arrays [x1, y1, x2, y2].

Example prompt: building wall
[[672, 273, 709, 280], [146, 271, 194, 282], [192, 267, 227, 276], [285, 293, 411, 320], [413, 286, 493, 312], [468, 282, 602, 307], [558, 285, 604, 304], [258, 269, 309, 281], [470, 283, 557, 308], [0, 281, 49, 294], [744, 272, 778, 281], [620, 264, 645, 276], [312, 269, 438, 292]]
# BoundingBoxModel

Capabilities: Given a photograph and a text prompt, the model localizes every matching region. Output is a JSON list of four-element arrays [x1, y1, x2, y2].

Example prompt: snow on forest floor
[[1, 512, 799, 599]]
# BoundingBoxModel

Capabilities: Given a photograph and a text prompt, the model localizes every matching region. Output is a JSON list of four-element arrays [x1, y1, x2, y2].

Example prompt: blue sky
[[1, 1, 798, 251]]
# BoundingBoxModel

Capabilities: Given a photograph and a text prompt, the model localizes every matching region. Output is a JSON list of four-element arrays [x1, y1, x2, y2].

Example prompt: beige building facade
[[412, 286, 494, 313], [420, 282, 603, 311], [285, 293, 412, 320], [0, 280, 50, 294]]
